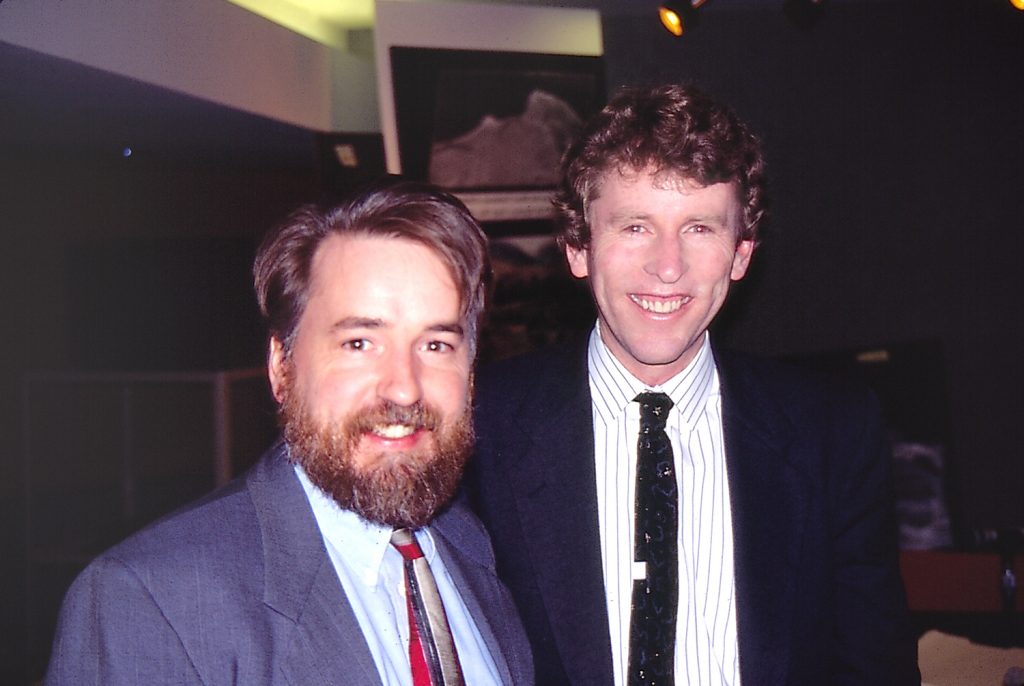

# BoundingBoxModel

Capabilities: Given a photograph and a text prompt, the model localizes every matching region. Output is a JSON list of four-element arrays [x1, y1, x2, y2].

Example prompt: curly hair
[[253, 178, 490, 358], [554, 83, 768, 250]]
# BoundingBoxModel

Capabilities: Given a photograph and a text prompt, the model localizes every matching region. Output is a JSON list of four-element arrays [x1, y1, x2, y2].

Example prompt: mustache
[[348, 400, 441, 435]]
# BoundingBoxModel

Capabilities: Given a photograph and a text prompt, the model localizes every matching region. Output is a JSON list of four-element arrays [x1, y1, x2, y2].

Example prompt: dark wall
[[601, 0, 1024, 530], [0, 49, 323, 680]]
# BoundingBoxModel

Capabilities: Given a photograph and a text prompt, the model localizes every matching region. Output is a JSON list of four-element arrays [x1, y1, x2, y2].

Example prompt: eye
[[424, 340, 455, 353], [625, 224, 646, 234], [688, 223, 711, 234], [341, 338, 372, 351]]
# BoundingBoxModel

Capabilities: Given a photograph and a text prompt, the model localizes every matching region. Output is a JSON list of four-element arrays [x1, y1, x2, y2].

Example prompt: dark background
[[614, 0, 1024, 535], [2, 0, 1022, 681]]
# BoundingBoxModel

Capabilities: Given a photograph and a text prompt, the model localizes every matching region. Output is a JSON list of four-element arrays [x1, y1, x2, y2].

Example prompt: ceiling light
[[659, 1, 706, 37]]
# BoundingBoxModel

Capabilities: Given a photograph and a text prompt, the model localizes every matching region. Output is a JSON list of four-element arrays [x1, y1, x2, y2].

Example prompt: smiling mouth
[[370, 423, 418, 439], [630, 295, 691, 314]]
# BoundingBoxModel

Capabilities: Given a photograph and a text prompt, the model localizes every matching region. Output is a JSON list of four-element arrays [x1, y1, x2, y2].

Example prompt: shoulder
[[77, 446, 293, 599], [476, 334, 589, 414], [715, 346, 878, 413], [714, 345, 887, 455], [48, 466, 265, 673], [85, 482, 257, 610], [46, 447, 309, 684], [479, 334, 587, 385]]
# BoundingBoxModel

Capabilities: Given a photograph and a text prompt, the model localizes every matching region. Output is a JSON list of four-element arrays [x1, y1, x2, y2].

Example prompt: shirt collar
[[294, 463, 438, 586], [588, 323, 717, 427]]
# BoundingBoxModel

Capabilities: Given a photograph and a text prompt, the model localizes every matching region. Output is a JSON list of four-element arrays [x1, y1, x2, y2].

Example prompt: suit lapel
[[506, 339, 615, 684], [247, 446, 382, 685], [431, 503, 519, 685], [716, 350, 810, 686]]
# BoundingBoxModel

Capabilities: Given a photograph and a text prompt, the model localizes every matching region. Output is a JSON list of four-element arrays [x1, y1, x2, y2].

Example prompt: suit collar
[[247, 444, 382, 684], [431, 502, 520, 686], [247, 444, 521, 685]]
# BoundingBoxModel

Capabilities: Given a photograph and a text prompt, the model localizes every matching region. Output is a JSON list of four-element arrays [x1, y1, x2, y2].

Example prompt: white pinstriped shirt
[[589, 325, 741, 686]]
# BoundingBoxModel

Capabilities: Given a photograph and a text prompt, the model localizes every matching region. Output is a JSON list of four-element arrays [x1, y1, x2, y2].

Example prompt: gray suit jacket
[[45, 443, 533, 685]]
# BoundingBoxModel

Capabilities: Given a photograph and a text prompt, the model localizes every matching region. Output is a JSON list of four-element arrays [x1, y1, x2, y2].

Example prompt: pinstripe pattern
[[589, 325, 741, 686]]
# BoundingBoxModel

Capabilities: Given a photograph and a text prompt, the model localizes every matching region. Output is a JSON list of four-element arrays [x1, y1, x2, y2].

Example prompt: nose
[[643, 232, 686, 283], [377, 348, 423, 406]]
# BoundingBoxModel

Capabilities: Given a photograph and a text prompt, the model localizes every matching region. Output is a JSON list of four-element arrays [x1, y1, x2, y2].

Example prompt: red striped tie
[[391, 528, 465, 686]]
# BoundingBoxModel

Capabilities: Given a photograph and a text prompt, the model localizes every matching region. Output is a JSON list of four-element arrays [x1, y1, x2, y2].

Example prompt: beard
[[277, 374, 474, 529]]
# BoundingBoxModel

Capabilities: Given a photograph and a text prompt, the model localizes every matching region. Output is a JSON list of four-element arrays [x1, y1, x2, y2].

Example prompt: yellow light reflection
[[225, 0, 374, 49], [1011, 0, 1024, 11], [659, 6, 684, 36]]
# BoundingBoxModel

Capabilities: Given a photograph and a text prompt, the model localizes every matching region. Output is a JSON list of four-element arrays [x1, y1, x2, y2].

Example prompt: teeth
[[631, 295, 688, 314], [373, 424, 415, 439]]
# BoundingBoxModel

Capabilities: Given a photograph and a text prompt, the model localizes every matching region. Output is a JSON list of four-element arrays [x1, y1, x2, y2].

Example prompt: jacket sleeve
[[827, 390, 920, 685]]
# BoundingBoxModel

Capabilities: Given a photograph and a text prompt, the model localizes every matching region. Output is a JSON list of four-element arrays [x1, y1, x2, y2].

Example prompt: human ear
[[565, 244, 590, 279], [731, 240, 755, 281], [267, 336, 287, 403]]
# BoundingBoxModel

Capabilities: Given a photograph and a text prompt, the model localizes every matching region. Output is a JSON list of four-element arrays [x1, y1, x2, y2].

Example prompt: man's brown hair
[[554, 83, 768, 250], [253, 178, 490, 357]]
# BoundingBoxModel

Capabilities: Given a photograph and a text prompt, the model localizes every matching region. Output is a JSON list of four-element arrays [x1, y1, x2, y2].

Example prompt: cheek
[[588, 247, 630, 290], [299, 370, 370, 422], [426, 369, 471, 412], [697, 244, 744, 282]]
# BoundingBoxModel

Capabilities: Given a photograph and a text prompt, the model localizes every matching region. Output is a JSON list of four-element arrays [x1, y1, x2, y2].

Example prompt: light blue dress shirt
[[296, 465, 501, 685]]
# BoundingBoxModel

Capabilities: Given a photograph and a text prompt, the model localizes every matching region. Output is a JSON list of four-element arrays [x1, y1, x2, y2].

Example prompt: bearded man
[[45, 180, 533, 686]]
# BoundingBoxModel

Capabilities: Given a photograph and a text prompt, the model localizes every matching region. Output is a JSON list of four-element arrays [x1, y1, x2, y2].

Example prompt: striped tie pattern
[[391, 528, 465, 686]]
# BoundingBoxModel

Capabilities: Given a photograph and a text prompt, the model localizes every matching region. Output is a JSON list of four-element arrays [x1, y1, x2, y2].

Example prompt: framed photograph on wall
[[390, 46, 605, 223]]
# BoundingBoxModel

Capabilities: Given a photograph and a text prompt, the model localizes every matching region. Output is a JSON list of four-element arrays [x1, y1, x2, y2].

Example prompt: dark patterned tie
[[628, 392, 678, 686], [391, 528, 465, 686]]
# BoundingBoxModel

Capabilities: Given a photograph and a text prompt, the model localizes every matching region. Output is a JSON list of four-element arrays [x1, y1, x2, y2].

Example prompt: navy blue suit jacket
[[468, 336, 919, 685], [46, 444, 534, 685]]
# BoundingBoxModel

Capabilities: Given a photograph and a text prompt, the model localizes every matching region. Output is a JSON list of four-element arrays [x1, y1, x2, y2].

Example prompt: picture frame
[[389, 46, 605, 223]]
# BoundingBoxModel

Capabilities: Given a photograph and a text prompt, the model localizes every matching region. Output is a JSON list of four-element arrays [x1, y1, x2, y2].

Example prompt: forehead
[[313, 231, 445, 274], [589, 167, 742, 217], [305, 233, 460, 309], [592, 164, 734, 194]]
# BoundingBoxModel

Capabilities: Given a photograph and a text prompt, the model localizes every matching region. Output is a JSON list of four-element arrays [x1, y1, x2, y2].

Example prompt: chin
[[352, 447, 427, 473], [632, 341, 693, 364]]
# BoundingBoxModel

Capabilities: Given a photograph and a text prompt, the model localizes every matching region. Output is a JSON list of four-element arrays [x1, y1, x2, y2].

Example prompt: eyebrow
[[330, 316, 384, 332], [605, 209, 652, 224], [604, 210, 731, 226], [430, 322, 465, 337], [329, 317, 464, 337]]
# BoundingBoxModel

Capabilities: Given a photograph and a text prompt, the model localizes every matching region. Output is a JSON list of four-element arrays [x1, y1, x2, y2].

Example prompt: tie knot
[[391, 528, 425, 561], [635, 391, 673, 420]]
